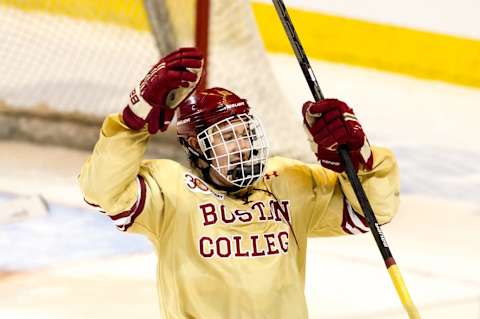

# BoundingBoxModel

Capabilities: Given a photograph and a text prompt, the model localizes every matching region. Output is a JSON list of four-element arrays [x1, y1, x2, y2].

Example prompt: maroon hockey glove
[[123, 47, 204, 134], [302, 99, 373, 173]]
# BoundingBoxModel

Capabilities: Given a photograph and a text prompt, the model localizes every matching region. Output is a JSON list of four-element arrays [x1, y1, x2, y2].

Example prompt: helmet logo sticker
[[201, 88, 233, 104]]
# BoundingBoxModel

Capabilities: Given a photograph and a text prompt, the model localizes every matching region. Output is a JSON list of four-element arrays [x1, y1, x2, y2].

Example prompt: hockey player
[[79, 47, 399, 318]]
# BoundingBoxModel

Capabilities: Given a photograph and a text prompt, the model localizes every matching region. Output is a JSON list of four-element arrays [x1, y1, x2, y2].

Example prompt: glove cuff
[[122, 85, 153, 131]]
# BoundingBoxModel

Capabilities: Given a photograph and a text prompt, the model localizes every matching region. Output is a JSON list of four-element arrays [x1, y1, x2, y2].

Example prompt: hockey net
[[0, 0, 309, 160]]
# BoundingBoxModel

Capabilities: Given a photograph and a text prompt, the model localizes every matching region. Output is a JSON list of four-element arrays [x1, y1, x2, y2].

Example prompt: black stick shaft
[[271, 3, 421, 318], [271, 0, 393, 263], [272, 0, 324, 101]]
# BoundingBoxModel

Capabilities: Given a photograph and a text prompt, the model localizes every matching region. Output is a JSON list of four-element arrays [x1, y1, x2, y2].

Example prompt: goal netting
[[0, 0, 310, 161]]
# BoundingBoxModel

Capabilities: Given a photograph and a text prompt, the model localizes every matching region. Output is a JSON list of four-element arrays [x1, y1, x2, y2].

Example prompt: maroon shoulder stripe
[[353, 208, 369, 228], [84, 198, 106, 214], [121, 175, 147, 231], [341, 206, 355, 235], [109, 204, 138, 221], [341, 197, 369, 234]]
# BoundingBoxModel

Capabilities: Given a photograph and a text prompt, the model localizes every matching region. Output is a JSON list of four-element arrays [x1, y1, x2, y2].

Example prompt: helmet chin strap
[[179, 137, 206, 167]]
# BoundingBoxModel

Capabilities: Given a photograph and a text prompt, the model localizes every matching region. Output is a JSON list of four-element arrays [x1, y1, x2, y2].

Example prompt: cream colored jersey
[[79, 114, 400, 319]]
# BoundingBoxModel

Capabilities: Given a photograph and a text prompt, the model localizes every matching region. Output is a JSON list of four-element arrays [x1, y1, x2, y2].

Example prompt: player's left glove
[[122, 47, 204, 134], [302, 99, 373, 173]]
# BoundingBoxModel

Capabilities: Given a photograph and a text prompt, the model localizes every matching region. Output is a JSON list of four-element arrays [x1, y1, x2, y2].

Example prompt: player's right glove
[[302, 98, 373, 173], [122, 47, 204, 134]]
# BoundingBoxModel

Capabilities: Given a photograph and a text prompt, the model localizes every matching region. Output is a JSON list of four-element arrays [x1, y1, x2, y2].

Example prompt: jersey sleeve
[[305, 146, 400, 237], [78, 113, 165, 240]]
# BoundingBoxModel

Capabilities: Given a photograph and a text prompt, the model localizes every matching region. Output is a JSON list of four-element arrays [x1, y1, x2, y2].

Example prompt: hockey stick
[[271, 1, 420, 318]]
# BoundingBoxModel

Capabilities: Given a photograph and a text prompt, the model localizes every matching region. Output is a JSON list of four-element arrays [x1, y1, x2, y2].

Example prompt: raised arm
[[79, 47, 203, 234], [301, 99, 399, 236]]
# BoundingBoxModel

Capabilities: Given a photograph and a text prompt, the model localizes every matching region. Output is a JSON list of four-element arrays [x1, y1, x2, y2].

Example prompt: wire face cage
[[197, 114, 269, 188]]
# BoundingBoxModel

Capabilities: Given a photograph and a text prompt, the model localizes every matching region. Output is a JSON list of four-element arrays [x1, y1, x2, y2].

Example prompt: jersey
[[79, 113, 400, 319]]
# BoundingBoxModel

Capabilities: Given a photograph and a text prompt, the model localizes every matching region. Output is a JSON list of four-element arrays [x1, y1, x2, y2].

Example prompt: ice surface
[[0, 6, 479, 317], [0, 195, 151, 271]]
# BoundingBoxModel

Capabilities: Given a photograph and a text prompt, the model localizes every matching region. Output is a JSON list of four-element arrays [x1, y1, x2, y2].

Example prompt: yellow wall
[[0, 0, 149, 30], [252, 3, 480, 88], [2, 0, 480, 88]]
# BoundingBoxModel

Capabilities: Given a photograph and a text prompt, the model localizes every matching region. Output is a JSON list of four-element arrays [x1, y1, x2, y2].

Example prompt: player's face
[[194, 113, 269, 189], [209, 119, 251, 181]]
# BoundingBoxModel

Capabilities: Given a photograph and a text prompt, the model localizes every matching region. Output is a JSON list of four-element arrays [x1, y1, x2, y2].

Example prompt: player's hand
[[302, 99, 373, 173], [122, 47, 204, 134]]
